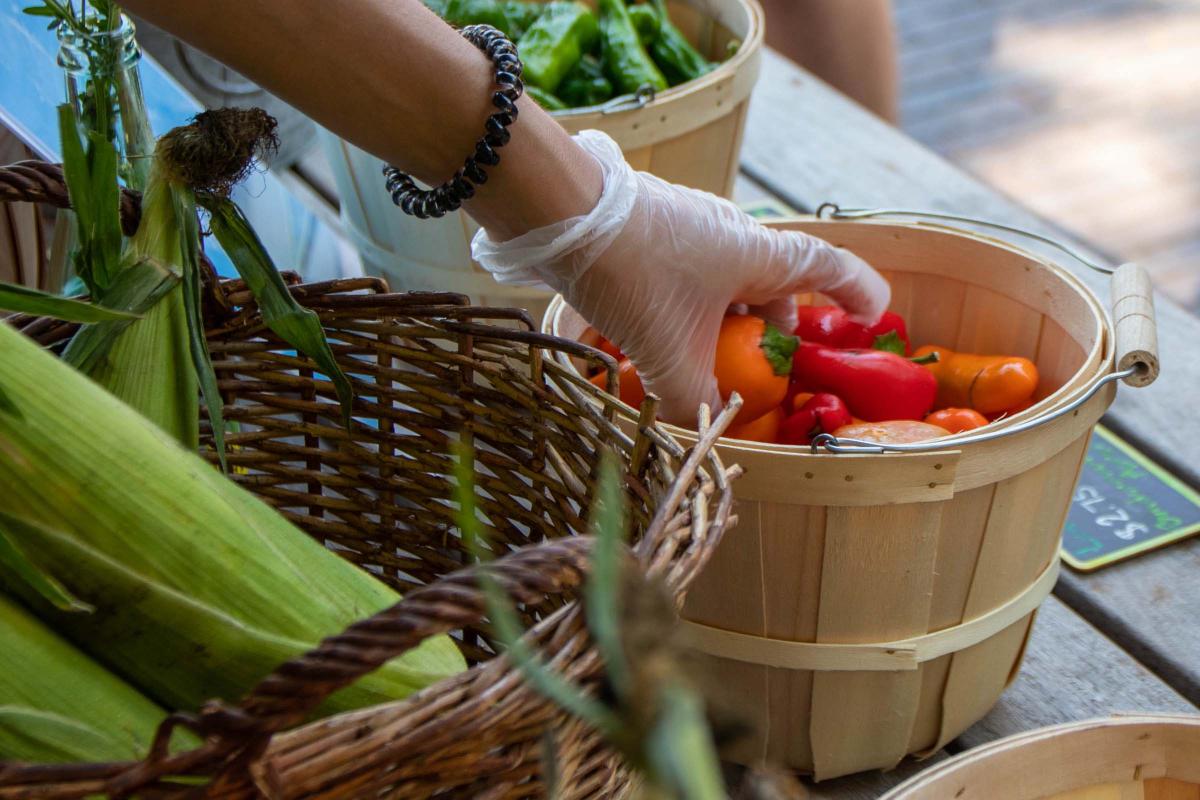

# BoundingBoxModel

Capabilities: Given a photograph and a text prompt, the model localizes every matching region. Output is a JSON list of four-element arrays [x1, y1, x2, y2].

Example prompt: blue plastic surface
[[0, 1, 349, 281]]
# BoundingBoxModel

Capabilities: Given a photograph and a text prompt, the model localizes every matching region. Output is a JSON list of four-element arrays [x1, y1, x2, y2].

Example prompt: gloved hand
[[472, 130, 890, 424]]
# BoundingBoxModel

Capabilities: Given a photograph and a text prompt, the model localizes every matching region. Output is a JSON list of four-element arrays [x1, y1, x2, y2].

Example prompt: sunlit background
[[895, 0, 1199, 312], [2, 0, 1196, 313]]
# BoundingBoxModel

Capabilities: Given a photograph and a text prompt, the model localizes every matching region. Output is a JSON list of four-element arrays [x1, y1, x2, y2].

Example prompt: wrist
[[470, 129, 638, 290], [465, 101, 604, 241]]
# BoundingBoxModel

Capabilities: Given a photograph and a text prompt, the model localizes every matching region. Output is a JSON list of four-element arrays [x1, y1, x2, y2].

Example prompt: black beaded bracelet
[[382, 24, 523, 219]]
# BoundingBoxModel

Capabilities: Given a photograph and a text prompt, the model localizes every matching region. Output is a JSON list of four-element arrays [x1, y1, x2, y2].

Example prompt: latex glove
[[472, 130, 890, 424]]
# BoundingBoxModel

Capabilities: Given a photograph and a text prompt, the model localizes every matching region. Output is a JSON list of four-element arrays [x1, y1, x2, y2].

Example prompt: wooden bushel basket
[[880, 715, 1200, 800], [319, 0, 764, 322], [543, 214, 1161, 780]]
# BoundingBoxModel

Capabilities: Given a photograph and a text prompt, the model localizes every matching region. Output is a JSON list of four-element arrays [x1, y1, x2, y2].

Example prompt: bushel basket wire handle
[[803, 204, 1161, 455]]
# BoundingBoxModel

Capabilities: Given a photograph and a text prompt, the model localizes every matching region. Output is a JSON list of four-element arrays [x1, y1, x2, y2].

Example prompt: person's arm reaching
[[120, 0, 602, 240], [122, 0, 890, 423]]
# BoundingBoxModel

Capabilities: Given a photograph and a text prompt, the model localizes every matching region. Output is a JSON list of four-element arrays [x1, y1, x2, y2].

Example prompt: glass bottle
[[56, 13, 154, 191]]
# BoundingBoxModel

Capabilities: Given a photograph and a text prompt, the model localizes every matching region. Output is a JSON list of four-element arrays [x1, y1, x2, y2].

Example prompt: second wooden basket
[[319, 0, 765, 322], [880, 715, 1200, 800], [544, 213, 1160, 780]]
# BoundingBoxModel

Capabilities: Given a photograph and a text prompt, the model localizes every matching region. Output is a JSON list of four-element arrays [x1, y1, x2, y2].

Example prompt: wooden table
[[735, 50, 1200, 798]]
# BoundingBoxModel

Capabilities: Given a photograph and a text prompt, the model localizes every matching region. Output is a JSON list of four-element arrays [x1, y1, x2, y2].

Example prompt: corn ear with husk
[[0, 322, 466, 715], [57, 105, 200, 448], [0, 592, 197, 763]]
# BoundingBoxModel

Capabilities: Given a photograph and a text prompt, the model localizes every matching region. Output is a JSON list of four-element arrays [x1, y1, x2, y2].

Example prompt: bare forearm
[[122, 0, 601, 238]]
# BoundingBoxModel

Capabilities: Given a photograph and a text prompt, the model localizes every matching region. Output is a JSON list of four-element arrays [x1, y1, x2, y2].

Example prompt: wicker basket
[[881, 715, 1200, 800], [320, 0, 765, 322], [545, 216, 1160, 780], [0, 162, 738, 798]]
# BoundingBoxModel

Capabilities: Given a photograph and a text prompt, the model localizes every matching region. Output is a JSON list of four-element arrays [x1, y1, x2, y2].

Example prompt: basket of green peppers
[[319, 0, 759, 324], [428, 0, 744, 111]]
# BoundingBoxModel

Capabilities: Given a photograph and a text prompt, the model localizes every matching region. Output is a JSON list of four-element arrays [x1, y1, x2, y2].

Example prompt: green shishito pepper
[[441, 0, 543, 38], [598, 0, 667, 94], [648, 0, 714, 85], [558, 54, 615, 107], [627, 3, 661, 46], [525, 85, 569, 110], [517, 2, 600, 92]]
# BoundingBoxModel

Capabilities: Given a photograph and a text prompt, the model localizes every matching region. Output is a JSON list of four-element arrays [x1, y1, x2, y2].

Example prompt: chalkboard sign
[[1061, 426, 1200, 571]]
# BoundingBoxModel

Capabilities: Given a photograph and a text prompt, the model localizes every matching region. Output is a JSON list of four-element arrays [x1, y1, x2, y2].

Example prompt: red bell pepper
[[779, 393, 853, 445], [794, 306, 911, 355], [791, 343, 937, 422]]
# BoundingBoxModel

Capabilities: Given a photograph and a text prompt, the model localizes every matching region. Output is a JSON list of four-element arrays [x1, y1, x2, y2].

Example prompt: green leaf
[[760, 322, 800, 376], [22, 6, 57, 17], [0, 512, 93, 614], [202, 197, 355, 426], [540, 731, 562, 800], [647, 681, 725, 800], [57, 104, 122, 294], [0, 281, 140, 323], [57, 105, 92, 236], [173, 189, 227, 472], [453, 442, 622, 737], [61, 257, 181, 372], [87, 129, 122, 280], [585, 451, 629, 698], [872, 330, 906, 355]]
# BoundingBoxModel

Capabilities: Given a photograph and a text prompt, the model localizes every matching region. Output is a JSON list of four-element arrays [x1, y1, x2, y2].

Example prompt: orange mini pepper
[[726, 407, 785, 443], [715, 315, 798, 424], [913, 345, 1039, 415], [985, 398, 1035, 422], [925, 407, 989, 434], [791, 391, 815, 412]]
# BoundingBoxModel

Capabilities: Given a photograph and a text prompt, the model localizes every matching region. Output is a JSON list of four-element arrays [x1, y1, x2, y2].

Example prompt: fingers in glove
[[739, 231, 891, 326], [746, 296, 799, 336], [617, 303, 726, 427]]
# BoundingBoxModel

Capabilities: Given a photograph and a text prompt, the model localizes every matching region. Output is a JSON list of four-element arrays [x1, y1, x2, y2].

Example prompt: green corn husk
[[0, 323, 466, 715], [0, 592, 198, 763], [68, 158, 199, 447]]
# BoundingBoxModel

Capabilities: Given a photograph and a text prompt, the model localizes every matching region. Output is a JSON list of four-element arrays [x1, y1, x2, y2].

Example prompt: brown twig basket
[[0, 162, 738, 798]]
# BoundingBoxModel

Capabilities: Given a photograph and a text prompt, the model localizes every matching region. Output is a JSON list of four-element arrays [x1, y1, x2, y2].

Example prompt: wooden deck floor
[[895, 0, 1200, 312]]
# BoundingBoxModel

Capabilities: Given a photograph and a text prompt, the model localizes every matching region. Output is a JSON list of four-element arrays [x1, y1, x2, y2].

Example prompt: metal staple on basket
[[0, 161, 740, 799]]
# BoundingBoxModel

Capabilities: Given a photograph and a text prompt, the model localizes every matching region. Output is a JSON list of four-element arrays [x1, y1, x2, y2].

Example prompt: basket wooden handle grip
[[1110, 263, 1159, 387]]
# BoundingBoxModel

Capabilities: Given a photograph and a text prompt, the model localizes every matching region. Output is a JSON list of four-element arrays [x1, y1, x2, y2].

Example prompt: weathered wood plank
[[953, 596, 1197, 750], [1056, 547, 1200, 708]]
